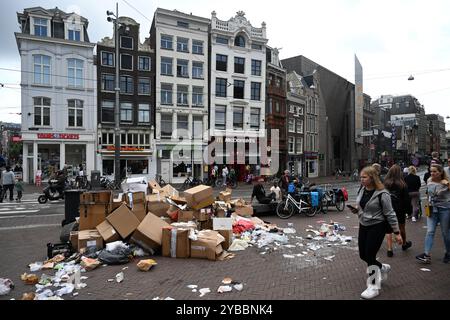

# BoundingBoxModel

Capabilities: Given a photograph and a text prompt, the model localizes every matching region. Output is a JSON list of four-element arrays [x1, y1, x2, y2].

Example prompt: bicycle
[[181, 175, 202, 191], [215, 177, 237, 189], [276, 193, 320, 219]]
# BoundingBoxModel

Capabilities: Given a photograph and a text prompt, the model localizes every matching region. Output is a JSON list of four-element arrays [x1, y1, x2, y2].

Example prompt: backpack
[[341, 187, 349, 201], [288, 183, 296, 193]]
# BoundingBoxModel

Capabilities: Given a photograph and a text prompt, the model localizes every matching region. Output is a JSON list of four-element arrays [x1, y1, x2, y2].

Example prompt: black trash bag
[[98, 247, 132, 265], [82, 246, 100, 259], [60, 221, 79, 243]]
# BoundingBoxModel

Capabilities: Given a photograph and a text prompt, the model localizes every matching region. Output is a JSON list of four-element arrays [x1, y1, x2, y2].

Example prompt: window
[[288, 119, 295, 132], [234, 57, 245, 74], [275, 77, 281, 87], [67, 58, 83, 87], [33, 55, 51, 85], [68, 99, 83, 127], [289, 105, 295, 113], [161, 83, 173, 105], [177, 114, 189, 132], [177, 85, 188, 106], [101, 52, 114, 66], [138, 56, 150, 71], [215, 78, 227, 98], [297, 120, 303, 133], [298, 106, 304, 116], [251, 60, 262, 76], [234, 35, 246, 47], [233, 107, 244, 130], [161, 57, 173, 75], [120, 54, 133, 70], [101, 74, 115, 91], [215, 105, 226, 130], [275, 101, 280, 113], [177, 21, 189, 28], [68, 27, 81, 41], [405, 101, 410, 108], [396, 103, 400, 108], [268, 99, 273, 113], [216, 54, 227, 71], [289, 137, 295, 153], [216, 36, 229, 45], [138, 78, 150, 95], [192, 62, 203, 79], [251, 82, 261, 101], [161, 114, 173, 138], [251, 43, 262, 50], [177, 59, 189, 78], [33, 18, 48, 36], [315, 119, 319, 134], [192, 87, 203, 107], [120, 103, 133, 122], [33, 97, 50, 126], [250, 108, 260, 130], [161, 35, 173, 49], [296, 137, 303, 154], [193, 115, 203, 139], [234, 80, 245, 99], [177, 37, 189, 52], [101, 101, 114, 123], [120, 76, 133, 94], [120, 36, 133, 49], [138, 104, 150, 123], [192, 40, 204, 54]]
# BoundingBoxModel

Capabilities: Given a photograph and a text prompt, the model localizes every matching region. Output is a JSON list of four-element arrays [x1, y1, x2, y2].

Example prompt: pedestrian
[[372, 163, 383, 182], [423, 167, 431, 184], [211, 166, 217, 186], [405, 166, 422, 222], [251, 178, 274, 204], [0, 166, 16, 202], [15, 177, 24, 202], [270, 182, 282, 202], [222, 166, 229, 186], [349, 166, 402, 299], [281, 170, 290, 194], [416, 164, 450, 264], [430, 151, 442, 166], [229, 167, 236, 184], [444, 158, 450, 178], [384, 165, 412, 257]]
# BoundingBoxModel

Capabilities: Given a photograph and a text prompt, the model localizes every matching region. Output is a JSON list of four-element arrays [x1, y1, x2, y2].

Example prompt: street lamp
[[107, 4, 121, 185]]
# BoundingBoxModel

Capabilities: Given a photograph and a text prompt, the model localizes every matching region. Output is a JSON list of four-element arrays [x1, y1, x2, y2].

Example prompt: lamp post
[[107, 4, 121, 185]]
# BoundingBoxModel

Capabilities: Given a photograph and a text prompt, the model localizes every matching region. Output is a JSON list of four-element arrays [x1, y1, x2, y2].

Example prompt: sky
[[1, 0, 450, 125]]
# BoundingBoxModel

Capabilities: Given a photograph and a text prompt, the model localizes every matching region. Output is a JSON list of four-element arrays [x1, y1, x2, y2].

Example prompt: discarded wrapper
[[80, 257, 101, 271], [136, 259, 157, 272], [116, 272, 124, 283], [21, 292, 36, 300], [21, 273, 39, 285]]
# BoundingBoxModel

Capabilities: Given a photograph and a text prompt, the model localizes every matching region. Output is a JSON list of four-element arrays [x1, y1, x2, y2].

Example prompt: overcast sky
[[1, 0, 450, 125]]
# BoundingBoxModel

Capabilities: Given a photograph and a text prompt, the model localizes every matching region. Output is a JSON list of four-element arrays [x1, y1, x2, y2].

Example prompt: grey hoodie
[[356, 188, 399, 233]]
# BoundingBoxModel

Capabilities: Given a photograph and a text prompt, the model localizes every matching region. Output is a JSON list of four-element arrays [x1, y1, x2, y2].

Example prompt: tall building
[[15, 7, 96, 182], [150, 8, 210, 184], [209, 11, 268, 180], [425, 114, 446, 158], [96, 17, 155, 178]]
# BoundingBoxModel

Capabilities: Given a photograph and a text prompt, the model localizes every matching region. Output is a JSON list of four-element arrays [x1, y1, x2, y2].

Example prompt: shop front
[[304, 151, 319, 178], [98, 149, 153, 179]]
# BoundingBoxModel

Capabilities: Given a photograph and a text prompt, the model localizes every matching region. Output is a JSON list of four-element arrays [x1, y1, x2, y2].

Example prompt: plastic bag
[[105, 241, 129, 252], [0, 278, 14, 296], [98, 247, 132, 265], [228, 239, 249, 251]]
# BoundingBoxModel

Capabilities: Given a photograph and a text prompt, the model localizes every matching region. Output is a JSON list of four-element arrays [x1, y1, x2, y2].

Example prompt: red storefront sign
[[37, 133, 80, 140], [12, 136, 22, 142]]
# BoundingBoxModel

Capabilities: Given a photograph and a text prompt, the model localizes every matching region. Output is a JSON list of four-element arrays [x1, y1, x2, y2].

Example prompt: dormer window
[[234, 35, 246, 47], [33, 17, 48, 37], [68, 25, 81, 41]]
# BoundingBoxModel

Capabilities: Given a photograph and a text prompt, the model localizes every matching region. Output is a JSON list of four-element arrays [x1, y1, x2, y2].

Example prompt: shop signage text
[[37, 133, 80, 140], [106, 146, 144, 152]]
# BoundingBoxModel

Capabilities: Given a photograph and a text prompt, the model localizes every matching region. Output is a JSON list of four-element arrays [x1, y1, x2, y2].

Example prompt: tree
[[8, 142, 23, 164]]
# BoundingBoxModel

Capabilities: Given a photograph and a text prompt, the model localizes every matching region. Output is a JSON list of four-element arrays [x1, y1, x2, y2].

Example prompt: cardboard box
[[96, 220, 120, 243], [123, 192, 147, 222], [215, 208, 226, 217], [80, 191, 112, 204], [213, 218, 233, 231], [78, 230, 103, 252], [148, 180, 161, 192], [230, 198, 246, 208], [106, 203, 140, 239], [161, 184, 179, 197], [162, 227, 191, 258], [190, 230, 225, 261], [111, 198, 123, 213], [171, 221, 197, 230], [199, 219, 213, 231], [166, 205, 180, 222], [121, 177, 149, 195], [146, 194, 170, 217], [235, 205, 254, 217], [194, 208, 211, 222], [131, 212, 171, 253], [218, 189, 232, 202], [69, 231, 79, 252], [184, 185, 213, 208], [190, 196, 215, 210], [79, 204, 109, 231], [218, 230, 233, 251], [170, 195, 188, 206], [178, 210, 194, 222]]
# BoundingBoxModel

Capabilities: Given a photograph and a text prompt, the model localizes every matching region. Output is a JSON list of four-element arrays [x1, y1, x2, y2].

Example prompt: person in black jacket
[[384, 165, 412, 257], [251, 178, 274, 204], [405, 166, 422, 222]]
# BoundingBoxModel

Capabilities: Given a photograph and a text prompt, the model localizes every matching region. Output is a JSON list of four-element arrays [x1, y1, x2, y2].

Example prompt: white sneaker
[[381, 264, 391, 282], [361, 285, 380, 299], [412, 217, 417, 222]]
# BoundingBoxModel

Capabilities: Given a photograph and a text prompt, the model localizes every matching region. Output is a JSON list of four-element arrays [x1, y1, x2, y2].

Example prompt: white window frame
[[33, 54, 51, 85], [161, 35, 173, 50], [296, 137, 303, 154], [138, 104, 150, 123], [67, 58, 84, 88], [250, 108, 260, 130], [33, 17, 48, 37], [120, 54, 133, 71], [101, 73, 115, 92], [215, 105, 226, 130], [161, 57, 173, 76], [177, 59, 189, 78], [68, 25, 82, 41], [120, 102, 133, 122], [161, 84, 173, 105], [161, 114, 173, 138], [298, 106, 304, 116], [138, 77, 151, 95], [289, 119, 295, 133], [33, 97, 51, 127], [120, 36, 134, 50], [101, 100, 115, 123], [177, 37, 189, 53], [192, 87, 203, 107], [138, 56, 151, 71], [289, 137, 295, 154], [68, 99, 83, 128], [233, 107, 244, 130], [192, 62, 203, 79], [101, 51, 115, 67], [192, 40, 204, 55], [289, 105, 295, 114], [297, 120, 303, 134], [177, 85, 189, 106], [120, 75, 134, 94]]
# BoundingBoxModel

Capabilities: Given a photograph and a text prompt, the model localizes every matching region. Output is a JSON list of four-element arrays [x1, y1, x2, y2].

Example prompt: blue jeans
[[424, 207, 450, 255]]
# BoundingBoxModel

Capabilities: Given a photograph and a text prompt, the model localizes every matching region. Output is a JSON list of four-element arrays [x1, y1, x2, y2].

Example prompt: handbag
[[423, 199, 432, 217]]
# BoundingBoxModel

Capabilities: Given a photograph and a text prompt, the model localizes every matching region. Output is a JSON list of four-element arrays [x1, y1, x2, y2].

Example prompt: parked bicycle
[[215, 177, 237, 189], [156, 174, 167, 188], [181, 175, 202, 190], [316, 184, 346, 213], [276, 191, 320, 219]]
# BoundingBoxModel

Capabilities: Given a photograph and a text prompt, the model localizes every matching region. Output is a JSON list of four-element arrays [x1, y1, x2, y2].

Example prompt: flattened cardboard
[[78, 230, 103, 252], [213, 218, 233, 231], [106, 203, 140, 239], [131, 212, 171, 252], [95, 220, 120, 243], [178, 210, 194, 222], [235, 205, 254, 217], [162, 227, 190, 258], [218, 230, 233, 251]]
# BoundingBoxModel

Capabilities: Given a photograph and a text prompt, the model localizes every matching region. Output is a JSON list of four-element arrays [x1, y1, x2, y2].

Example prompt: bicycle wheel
[[305, 205, 320, 217], [159, 179, 166, 188], [276, 200, 295, 219], [181, 181, 189, 191], [215, 178, 223, 187], [335, 198, 345, 212], [321, 197, 329, 214]]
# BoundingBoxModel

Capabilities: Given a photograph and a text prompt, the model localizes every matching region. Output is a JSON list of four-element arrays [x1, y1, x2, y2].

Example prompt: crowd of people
[[0, 165, 24, 203], [350, 152, 450, 299]]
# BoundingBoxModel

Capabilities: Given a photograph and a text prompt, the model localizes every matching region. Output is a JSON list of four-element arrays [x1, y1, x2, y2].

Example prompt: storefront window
[[65, 145, 86, 176], [38, 144, 60, 179], [173, 161, 190, 178]]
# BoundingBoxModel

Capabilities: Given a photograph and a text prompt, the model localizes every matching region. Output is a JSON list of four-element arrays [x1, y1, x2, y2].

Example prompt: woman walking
[[416, 164, 450, 264], [384, 165, 412, 257], [349, 166, 402, 299], [405, 166, 422, 222]]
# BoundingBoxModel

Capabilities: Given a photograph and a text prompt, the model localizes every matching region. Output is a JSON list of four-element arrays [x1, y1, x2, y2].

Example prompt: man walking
[[1, 166, 16, 202]]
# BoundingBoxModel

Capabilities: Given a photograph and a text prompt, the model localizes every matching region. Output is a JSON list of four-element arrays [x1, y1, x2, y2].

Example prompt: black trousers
[[358, 222, 385, 269], [1, 184, 14, 201]]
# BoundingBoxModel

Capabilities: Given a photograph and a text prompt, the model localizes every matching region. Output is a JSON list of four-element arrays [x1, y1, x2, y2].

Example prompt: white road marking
[[0, 210, 39, 215], [0, 223, 60, 231], [0, 213, 64, 219]]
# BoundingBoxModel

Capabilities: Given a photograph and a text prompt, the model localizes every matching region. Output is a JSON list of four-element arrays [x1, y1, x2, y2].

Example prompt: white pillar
[[33, 142, 38, 182], [60, 142, 65, 170], [23, 143, 29, 183], [86, 142, 95, 176]]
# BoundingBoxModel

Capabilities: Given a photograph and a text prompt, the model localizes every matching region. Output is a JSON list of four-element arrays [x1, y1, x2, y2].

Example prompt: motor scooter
[[38, 179, 66, 204]]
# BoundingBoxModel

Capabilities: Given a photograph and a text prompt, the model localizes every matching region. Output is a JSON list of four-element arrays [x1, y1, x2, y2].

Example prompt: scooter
[[38, 179, 66, 204]]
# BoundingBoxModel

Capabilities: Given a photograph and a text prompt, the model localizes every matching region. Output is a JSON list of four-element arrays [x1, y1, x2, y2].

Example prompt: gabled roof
[[18, 6, 88, 24]]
